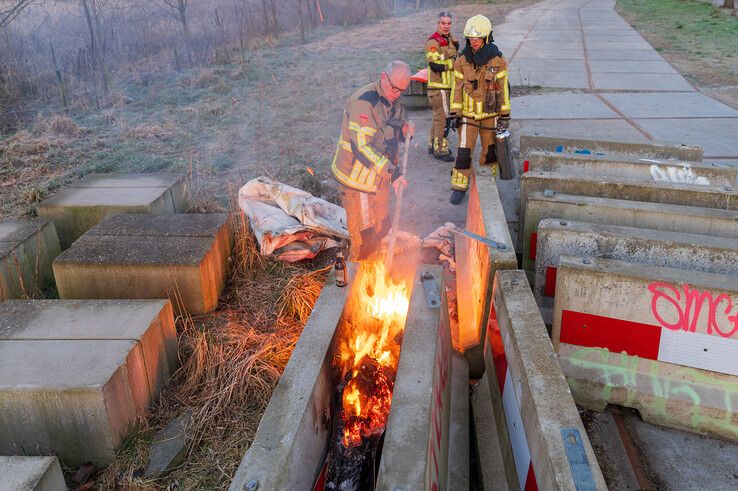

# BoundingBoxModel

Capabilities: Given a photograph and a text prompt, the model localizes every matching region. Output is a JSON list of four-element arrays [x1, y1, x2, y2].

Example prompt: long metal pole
[[384, 131, 411, 273]]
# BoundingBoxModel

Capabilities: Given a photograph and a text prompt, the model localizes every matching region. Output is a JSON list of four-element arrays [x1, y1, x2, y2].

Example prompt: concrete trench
[[230, 265, 467, 491]]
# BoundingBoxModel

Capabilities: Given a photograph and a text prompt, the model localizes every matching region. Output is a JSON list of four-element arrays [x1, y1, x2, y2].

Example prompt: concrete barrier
[[0, 219, 61, 300], [480, 270, 606, 490], [519, 134, 703, 162], [523, 151, 735, 187], [0, 456, 66, 491], [520, 172, 738, 259], [458, 164, 518, 376], [376, 266, 452, 491], [400, 79, 430, 109], [552, 256, 738, 442], [471, 373, 510, 490], [229, 273, 348, 491], [534, 219, 738, 322], [38, 173, 187, 249], [53, 214, 232, 314], [0, 299, 176, 465], [521, 192, 738, 272]]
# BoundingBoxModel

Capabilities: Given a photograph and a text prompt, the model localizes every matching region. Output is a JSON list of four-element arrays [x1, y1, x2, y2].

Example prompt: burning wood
[[324, 260, 412, 490]]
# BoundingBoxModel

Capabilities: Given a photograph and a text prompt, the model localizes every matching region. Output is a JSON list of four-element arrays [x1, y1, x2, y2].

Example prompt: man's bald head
[[379, 60, 411, 103], [384, 60, 411, 79]]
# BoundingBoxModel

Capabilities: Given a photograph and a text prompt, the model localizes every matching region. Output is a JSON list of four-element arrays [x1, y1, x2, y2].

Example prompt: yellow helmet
[[463, 14, 493, 40]]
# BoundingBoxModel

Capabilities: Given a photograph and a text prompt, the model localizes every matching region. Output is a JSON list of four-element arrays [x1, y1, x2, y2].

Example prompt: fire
[[337, 260, 411, 448]]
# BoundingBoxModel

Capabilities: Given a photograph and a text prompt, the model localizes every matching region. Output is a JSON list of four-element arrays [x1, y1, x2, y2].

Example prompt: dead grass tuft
[[196, 70, 219, 87], [124, 123, 175, 140], [96, 205, 329, 490], [36, 114, 82, 136]]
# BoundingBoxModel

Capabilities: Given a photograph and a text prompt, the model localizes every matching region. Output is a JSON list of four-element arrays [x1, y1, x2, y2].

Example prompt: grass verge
[[616, 0, 738, 106]]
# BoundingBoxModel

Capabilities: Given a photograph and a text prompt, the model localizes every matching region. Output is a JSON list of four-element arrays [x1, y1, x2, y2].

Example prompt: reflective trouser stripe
[[451, 168, 469, 191]]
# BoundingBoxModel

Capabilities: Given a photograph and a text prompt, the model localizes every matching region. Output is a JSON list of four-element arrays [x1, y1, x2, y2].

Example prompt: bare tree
[[0, 0, 34, 29], [232, 0, 252, 66], [80, 0, 111, 103], [154, 0, 192, 64]]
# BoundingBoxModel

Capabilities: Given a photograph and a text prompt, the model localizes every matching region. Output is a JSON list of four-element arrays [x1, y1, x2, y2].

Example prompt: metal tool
[[495, 129, 514, 181], [420, 271, 441, 309], [448, 225, 508, 251], [384, 124, 412, 273]]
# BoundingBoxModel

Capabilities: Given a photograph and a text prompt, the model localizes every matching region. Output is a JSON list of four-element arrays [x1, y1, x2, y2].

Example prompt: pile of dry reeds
[[96, 212, 329, 490]]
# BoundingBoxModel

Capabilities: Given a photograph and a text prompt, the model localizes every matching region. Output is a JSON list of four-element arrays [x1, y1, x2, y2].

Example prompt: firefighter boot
[[434, 137, 455, 162], [485, 143, 500, 178]]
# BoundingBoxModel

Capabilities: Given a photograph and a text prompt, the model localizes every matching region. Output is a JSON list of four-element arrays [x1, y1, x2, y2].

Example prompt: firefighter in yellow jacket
[[425, 11, 459, 162], [448, 14, 510, 205], [332, 61, 415, 260]]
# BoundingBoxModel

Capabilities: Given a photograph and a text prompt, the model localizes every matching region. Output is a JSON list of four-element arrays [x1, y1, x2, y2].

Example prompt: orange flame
[[338, 260, 411, 448]]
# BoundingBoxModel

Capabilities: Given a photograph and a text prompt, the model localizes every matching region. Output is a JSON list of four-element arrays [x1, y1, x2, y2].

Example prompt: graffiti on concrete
[[567, 347, 738, 440], [648, 281, 738, 338], [649, 164, 710, 186]]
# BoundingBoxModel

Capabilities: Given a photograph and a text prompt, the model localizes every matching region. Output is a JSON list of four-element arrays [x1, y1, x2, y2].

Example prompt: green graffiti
[[567, 347, 738, 440]]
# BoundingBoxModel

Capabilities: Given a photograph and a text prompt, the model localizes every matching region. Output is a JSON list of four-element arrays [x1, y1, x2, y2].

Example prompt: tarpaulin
[[238, 176, 348, 262]]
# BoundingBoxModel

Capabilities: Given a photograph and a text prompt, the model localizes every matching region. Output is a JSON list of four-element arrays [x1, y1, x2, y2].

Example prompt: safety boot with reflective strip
[[450, 168, 469, 191]]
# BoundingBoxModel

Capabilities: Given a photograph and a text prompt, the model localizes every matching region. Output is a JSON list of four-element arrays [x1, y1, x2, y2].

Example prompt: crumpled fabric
[[238, 176, 348, 262]]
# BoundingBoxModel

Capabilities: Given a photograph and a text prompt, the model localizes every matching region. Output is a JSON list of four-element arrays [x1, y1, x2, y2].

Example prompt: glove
[[497, 118, 509, 132], [390, 165, 402, 183], [450, 116, 462, 129], [429, 61, 447, 73]]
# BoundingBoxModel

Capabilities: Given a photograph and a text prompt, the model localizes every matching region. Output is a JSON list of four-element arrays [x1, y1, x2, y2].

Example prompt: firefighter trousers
[[450, 117, 498, 192], [427, 89, 451, 156], [340, 180, 391, 261]]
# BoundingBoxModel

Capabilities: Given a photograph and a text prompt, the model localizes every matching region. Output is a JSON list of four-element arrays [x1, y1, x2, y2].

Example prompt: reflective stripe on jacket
[[332, 82, 405, 194], [450, 50, 510, 121], [425, 33, 458, 90]]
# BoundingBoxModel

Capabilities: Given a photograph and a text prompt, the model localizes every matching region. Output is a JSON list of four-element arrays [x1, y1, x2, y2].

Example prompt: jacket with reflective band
[[425, 32, 459, 90], [450, 42, 510, 121], [332, 82, 406, 194]]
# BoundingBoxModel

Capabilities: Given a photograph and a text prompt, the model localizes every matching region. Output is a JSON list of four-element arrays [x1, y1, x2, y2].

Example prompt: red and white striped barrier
[[553, 256, 738, 442], [480, 270, 604, 490]]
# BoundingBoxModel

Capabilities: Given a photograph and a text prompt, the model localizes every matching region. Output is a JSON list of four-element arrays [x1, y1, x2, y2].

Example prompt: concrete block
[[229, 273, 349, 491], [521, 192, 738, 272], [37, 173, 188, 249], [524, 151, 736, 187], [377, 267, 451, 491], [516, 119, 648, 143], [446, 353, 469, 491], [145, 410, 192, 477], [519, 133, 703, 161], [552, 256, 738, 442], [71, 173, 187, 213], [592, 72, 694, 91], [0, 219, 61, 299], [519, 172, 738, 250], [0, 299, 176, 465], [513, 94, 619, 119], [458, 165, 517, 377], [53, 214, 232, 314], [634, 118, 738, 159], [601, 92, 738, 119], [484, 270, 606, 490], [533, 219, 738, 322], [471, 374, 512, 491], [400, 80, 429, 109], [0, 456, 66, 491]]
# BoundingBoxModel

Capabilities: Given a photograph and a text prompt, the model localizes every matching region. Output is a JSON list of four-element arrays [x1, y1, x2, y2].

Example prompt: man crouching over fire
[[331, 60, 415, 261]]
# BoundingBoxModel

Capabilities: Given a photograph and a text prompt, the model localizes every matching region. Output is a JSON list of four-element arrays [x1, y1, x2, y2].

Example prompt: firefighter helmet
[[463, 14, 492, 40]]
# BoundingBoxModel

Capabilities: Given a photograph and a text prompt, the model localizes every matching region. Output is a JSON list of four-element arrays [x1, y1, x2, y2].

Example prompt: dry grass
[[36, 114, 83, 137], [96, 211, 330, 490]]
